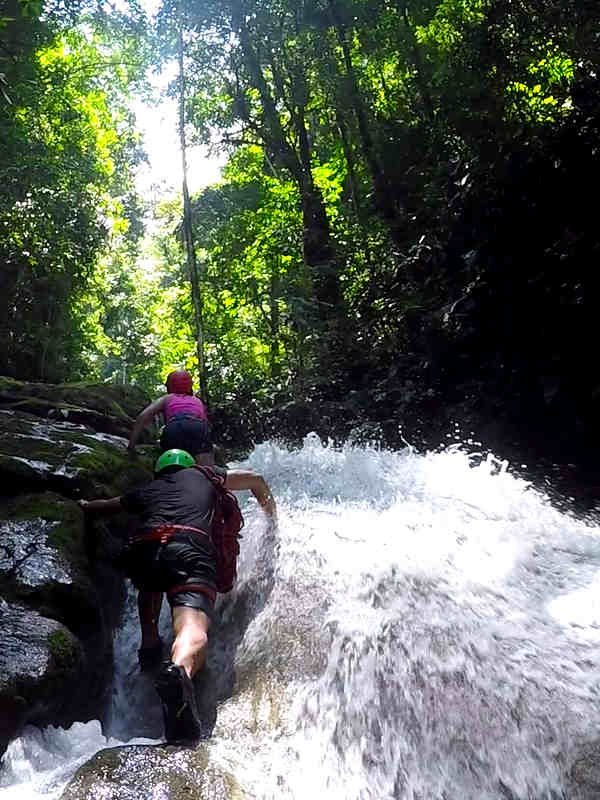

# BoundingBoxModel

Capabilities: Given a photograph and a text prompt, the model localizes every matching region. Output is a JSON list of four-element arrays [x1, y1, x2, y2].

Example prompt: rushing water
[[1, 435, 600, 799]]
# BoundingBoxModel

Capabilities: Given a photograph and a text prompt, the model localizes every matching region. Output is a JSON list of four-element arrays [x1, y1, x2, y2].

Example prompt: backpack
[[194, 465, 244, 593]]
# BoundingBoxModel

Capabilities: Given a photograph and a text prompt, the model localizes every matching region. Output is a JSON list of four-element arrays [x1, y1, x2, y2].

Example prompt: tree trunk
[[327, 0, 401, 226], [178, 23, 208, 404], [400, 2, 436, 123], [236, 10, 337, 298], [269, 255, 280, 378]]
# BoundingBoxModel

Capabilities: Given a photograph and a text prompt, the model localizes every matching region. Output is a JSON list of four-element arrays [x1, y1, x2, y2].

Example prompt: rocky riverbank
[[0, 378, 154, 756]]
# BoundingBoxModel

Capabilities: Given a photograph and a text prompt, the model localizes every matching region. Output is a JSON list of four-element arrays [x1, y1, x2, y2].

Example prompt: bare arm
[[128, 397, 166, 451], [78, 497, 123, 515], [225, 469, 277, 519]]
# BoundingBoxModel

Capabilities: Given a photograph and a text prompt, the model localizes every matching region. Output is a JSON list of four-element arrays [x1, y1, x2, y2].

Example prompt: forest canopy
[[1, 0, 599, 456]]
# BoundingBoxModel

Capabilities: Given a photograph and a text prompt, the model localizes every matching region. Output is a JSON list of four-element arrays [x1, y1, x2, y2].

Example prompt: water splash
[[216, 437, 600, 799], [0, 722, 128, 799], [2, 435, 600, 799]]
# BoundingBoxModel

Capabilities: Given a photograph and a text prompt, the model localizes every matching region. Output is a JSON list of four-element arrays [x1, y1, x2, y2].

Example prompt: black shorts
[[123, 533, 216, 620], [160, 417, 213, 457], [168, 586, 214, 619]]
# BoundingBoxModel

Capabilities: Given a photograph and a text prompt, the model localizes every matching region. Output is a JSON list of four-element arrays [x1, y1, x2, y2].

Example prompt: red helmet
[[165, 369, 193, 394]]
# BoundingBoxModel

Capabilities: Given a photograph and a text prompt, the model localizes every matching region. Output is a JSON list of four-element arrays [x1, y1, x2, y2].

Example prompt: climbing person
[[128, 369, 215, 671], [127, 367, 212, 658], [79, 447, 276, 745], [127, 369, 211, 461]]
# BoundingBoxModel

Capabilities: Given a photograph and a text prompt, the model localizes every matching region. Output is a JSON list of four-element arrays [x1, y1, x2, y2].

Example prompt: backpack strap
[[193, 464, 226, 488], [192, 466, 244, 535], [192, 464, 244, 593]]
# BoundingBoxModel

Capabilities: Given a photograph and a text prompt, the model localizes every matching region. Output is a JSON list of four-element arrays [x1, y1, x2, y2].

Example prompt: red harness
[[129, 524, 217, 603], [129, 523, 209, 546]]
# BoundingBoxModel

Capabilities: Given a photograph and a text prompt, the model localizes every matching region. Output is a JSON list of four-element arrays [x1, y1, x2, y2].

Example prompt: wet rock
[[0, 409, 152, 497], [60, 744, 244, 800], [569, 741, 600, 799], [0, 377, 151, 440], [0, 384, 155, 759], [0, 603, 84, 757], [0, 493, 100, 633], [0, 492, 129, 757]]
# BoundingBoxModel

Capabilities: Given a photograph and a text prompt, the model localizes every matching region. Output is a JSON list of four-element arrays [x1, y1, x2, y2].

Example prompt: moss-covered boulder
[[0, 491, 132, 758], [60, 744, 244, 800], [0, 377, 151, 440], [0, 493, 100, 632], [0, 603, 85, 756], [0, 409, 153, 497], [0, 381, 156, 759]]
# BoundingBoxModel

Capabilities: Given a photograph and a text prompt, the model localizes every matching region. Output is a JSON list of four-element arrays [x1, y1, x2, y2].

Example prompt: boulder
[[569, 741, 600, 799], [0, 377, 151, 440], [0, 409, 153, 497], [0, 491, 129, 756], [0, 493, 99, 631], [0, 602, 84, 756], [0, 379, 155, 758], [60, 744, 244, 800]]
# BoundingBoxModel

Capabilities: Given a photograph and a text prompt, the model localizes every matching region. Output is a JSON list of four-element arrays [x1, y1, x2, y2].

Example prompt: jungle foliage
[[2, 0, 599, 458], [0, 0, 148, 380]]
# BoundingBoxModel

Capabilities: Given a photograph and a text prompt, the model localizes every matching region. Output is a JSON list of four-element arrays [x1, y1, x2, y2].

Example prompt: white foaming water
[[2, 435, 600, 799], [0, 589, 161, 800], [215, 436, 600, 799]]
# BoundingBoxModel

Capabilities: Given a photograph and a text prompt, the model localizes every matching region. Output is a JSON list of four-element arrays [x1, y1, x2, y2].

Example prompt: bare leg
[[138, 591, 163, 649], [171, 606, 210, 678]]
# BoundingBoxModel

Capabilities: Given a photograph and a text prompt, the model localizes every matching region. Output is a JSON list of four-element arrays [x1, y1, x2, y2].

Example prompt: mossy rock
[[0, 490, 130, 757], [0, 377, 153, 440], [48, 628, 81, 671], [61, 744, 245, 800], [72, 443, 155, 498], [0, 409, 153, 498], [0, 377, 149, 420], [0, 603, 85, 757], [0, 493, 101, 633], [5, 490, 85, 562]]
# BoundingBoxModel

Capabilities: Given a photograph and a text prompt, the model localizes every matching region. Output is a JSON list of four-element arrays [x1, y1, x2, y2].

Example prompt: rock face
[[568, 741, 600, 799], [61, 744, 243, 800], [0, 604, 83, 757], [0, 377, 154, 757], [0, 377, 151, 440]]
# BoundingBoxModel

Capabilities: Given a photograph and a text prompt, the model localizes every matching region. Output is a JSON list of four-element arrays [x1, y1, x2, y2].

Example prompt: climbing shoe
[[154, 661, 202, 745], [138, 639, 164, 672]]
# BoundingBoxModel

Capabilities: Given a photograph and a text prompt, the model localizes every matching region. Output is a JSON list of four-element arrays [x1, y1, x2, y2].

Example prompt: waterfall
[[1, 435, 599, 799]]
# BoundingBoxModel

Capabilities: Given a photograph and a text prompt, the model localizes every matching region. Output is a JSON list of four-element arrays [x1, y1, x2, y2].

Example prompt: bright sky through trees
[[124, 0, 225, 198], [133, 83, 225, 198]]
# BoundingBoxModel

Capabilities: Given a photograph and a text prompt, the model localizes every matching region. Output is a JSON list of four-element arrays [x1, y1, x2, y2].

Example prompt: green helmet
[[154, 449, 195, 474]]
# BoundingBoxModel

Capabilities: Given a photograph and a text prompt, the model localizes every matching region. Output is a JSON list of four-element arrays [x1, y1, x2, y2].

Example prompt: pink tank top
[[164, 394, 208, 423]]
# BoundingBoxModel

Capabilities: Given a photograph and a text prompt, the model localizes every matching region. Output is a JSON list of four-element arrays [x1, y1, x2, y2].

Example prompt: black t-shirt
[[121, 466, 227, 533]]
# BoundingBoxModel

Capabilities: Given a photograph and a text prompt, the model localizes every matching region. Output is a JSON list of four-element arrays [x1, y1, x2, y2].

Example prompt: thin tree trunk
[[336, 108, 361, 223], [400, 2, 435, 122], [327, 0, 400, 224], [178, 23, 208, 403], [270, 254, 280, 377], [336, 109, 374, 268], [237, 12, 335, 283]]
